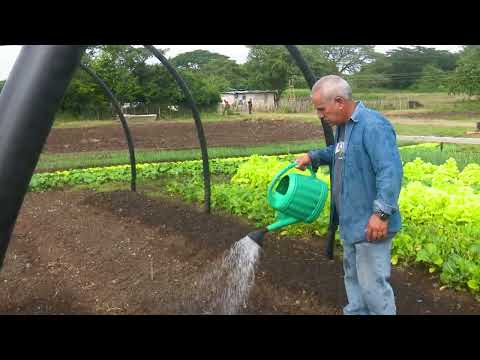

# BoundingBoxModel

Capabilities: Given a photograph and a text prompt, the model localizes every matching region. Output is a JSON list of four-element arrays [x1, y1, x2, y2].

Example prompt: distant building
[[219, 90, 277, 112]]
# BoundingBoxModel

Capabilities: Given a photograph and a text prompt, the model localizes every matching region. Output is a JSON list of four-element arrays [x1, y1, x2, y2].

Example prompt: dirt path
[[0, 190, 478, 315], [43, 116, 480, 155], [397, 135, 480, 144], [44, 119, 325, 154], [389, 118, 477, 127], [384, 111, 480, 120]]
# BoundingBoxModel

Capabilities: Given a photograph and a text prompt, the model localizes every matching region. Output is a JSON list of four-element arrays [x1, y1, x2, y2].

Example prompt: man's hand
[[295, 154, 312, 170], [365, 214, 388, 242]]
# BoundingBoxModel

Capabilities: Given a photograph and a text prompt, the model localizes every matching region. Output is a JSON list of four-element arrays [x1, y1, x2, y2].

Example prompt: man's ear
[[335, 96, 345, 108]]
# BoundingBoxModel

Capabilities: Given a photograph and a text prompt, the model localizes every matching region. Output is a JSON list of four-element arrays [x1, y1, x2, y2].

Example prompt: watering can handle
[[267, 162, 317, 200]]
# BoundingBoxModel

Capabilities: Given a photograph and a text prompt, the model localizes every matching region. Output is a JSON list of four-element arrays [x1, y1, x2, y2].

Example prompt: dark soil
[[45, 119, 325, 153], [1, 190, 478, 315]]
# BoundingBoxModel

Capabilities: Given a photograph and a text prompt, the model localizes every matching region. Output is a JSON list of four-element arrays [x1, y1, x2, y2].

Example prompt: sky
[[0, 45, 464, 81]]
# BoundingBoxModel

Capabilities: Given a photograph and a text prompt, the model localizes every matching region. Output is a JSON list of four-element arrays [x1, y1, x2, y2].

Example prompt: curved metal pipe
[[285, 45, 335, 146], [0, 45, 86, 269], [143, 45, 211, 213], [285, 45, 338, 259], [80, 63, 137, 192]]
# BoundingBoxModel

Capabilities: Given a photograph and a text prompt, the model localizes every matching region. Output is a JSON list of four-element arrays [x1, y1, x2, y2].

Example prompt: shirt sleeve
[[363, 121, 403, 216], [307, 144, 335, 168]]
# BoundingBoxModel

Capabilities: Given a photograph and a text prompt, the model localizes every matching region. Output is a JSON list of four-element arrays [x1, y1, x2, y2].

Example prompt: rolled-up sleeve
[[363, 121, 403, 215], [307, 145, 335, 168]]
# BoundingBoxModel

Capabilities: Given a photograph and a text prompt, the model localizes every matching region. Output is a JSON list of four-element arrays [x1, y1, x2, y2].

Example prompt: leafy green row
[[29, 157, 250, 192], [164, 155, 480, 297]]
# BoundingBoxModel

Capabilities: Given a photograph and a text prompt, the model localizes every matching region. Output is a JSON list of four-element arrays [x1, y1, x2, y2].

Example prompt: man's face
[[311, 91, 347, 126]]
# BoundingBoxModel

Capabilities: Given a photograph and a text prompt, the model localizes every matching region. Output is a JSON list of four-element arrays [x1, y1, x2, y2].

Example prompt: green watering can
[[248, 162, 329, 246]]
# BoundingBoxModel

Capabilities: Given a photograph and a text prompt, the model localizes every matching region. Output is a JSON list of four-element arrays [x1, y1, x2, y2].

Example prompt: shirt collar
[[350, 101, 364, 123]]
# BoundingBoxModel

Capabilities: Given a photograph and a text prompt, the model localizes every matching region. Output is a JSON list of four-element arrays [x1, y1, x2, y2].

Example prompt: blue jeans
[[342, 236, 396, 315]]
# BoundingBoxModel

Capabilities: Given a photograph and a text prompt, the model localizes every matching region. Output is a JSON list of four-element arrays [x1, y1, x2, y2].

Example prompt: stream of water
[[182, 235, 262, 314]]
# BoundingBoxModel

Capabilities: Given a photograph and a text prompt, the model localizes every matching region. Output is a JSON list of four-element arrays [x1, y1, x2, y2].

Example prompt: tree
[[353, 46, 460, 89], [383, 46, 459, 89], [317, 45, 376, 74], [57, 46, 236, 117], [244, 45, 338, 96], [171, 49, 231, 70], [140, 64, 182, 107], [60, 67, 110, 117], [171, 49, 248, 90], [178, 69, 222, 108], [201, 58, 249, 90], [290, 46, 338, 87], [414, 64, 449, 92], [59, 45, 163, 117], [449, 46, 480, 96], [140, 63, 223, 110], [244, 45, 295, 101], [89, 45, 154, 104]]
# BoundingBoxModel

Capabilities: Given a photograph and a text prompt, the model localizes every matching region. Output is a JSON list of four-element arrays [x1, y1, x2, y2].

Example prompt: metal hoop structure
[[0, 45, 337, 273], [143, 45, 211, 214], [80, 63, 137, 192]]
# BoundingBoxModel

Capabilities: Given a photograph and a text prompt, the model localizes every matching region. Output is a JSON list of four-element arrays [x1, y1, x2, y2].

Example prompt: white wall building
[[220, 90, 277, 112]]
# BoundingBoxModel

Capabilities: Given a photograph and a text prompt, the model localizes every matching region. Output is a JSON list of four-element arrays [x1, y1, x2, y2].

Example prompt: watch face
[[377, 211, 388, 220]]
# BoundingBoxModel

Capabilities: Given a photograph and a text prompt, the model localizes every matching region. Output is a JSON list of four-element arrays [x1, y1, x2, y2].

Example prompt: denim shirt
[[308, 101, 403, 245]]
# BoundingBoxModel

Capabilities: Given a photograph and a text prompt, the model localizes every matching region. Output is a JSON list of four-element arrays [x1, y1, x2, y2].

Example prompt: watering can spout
[[266, 213, 301, 232], [248, 214, 300, 247], [247, 228, 268, 247]]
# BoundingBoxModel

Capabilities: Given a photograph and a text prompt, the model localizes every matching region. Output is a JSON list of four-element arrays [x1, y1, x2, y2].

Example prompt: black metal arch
[[0, 45, 87, 268], [285, 45, 338, 259], [80, 63, 137, 192], [143, 45, 211, 214]]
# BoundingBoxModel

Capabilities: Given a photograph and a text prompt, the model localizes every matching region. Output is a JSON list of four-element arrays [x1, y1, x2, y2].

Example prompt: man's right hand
[[295, 154, 312, 170]]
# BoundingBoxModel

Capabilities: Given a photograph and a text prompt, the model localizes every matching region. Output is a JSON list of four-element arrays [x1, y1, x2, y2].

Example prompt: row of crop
[[28, 153, 480, 296], [399, 143, 480, 170], [29, 157, 250, 192], [163, 156, 480, 296]]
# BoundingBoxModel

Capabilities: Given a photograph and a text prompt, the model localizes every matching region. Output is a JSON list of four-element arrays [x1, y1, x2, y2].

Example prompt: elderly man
[[295, 75, 403, 315]]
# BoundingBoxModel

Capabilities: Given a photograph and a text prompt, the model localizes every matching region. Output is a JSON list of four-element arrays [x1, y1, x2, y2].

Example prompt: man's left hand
[[365, 214, 388, 242]]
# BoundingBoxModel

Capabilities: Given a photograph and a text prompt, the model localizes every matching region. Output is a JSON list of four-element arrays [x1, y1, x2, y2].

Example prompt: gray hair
[[311, 75, 352, 101]]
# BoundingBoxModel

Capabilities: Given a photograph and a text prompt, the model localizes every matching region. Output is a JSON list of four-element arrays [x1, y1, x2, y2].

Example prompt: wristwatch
[[375, 209, 390, 221]]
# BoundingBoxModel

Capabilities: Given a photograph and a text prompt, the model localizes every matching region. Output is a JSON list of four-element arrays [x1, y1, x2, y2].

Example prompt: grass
[[50, 113, 323, 129], [53, 119, 119, 129], [288, 89, 480, 114], [393, 124, 473, 137], [52, 111, 263, 128], [438, 99, 480, 113], [51, 90, 480, 131], [36, 140, 326, 172]]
